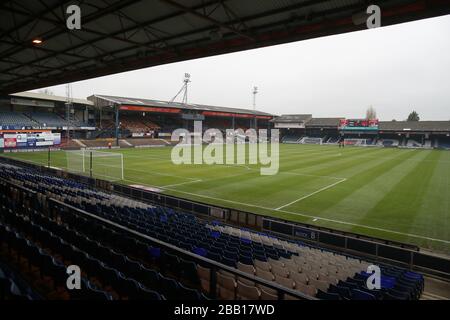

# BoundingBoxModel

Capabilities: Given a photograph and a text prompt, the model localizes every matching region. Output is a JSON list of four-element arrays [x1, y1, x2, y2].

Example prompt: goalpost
[[66, 149, 124, 181], [343, 138, 370, 146], [300, 137, 323, 145]]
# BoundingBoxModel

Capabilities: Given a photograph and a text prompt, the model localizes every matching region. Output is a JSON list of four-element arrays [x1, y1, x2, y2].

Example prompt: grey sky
[[38, 15, 450, 121]]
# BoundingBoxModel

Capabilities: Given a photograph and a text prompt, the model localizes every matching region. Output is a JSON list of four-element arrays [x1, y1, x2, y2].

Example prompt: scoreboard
[[340, 119, 379, 131]]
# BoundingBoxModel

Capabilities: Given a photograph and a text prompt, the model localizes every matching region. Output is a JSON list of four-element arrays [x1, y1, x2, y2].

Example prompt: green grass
[[2, 144, 449, 254]]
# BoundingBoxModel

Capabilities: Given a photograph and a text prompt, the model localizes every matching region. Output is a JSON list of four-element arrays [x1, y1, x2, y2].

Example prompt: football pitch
[[2, 144, 449, 254]]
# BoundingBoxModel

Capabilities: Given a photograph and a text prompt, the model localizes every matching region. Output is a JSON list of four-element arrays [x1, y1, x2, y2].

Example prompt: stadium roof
[[270, 114, 312, 123], [379, 121, 450, 132], [10, 91, 94, 106], [89, 94, 273, 116], [305, 117, 343, 127], [271, 115, 343, 127], [1, 0, 450, 94]]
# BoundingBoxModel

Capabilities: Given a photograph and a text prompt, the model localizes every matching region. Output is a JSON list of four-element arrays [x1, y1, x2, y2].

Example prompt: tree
[[407, 111, 420, 122], [366, 105, 377, 120]]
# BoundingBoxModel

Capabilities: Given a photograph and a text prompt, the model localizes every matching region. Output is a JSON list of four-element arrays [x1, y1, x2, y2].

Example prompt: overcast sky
[[37, 15, 450, 121]]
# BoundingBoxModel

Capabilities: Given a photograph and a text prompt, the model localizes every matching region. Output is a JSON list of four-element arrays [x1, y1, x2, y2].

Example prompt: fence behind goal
[[66, 150, 124, 181]]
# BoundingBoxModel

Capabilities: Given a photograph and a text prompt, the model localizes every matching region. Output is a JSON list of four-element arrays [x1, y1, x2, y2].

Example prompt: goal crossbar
[[66, 149, 124, 181]]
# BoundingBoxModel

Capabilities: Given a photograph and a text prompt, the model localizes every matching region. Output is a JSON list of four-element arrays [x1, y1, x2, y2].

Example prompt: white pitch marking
[[108, 164, 200, 181], [161, 179, 203, 188], [275, 178, 347, 210]]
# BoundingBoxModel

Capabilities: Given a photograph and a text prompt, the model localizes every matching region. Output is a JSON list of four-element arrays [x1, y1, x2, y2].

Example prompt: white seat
[[271, 264, 290, 278], [309, 278, 330, 292], [293, 273, 308, 286], [254, 260, 271, 272], [255, 267, 275, 282], [275, 275, 295, 289], [237, 262, 255, 275], [237, 281, 261, 300], [260, 287, 278, 300], [296, 282, 317, 297]]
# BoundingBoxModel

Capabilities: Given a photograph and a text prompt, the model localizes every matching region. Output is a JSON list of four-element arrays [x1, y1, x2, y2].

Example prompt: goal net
[[300, 137, 323, 145], [343, 139, 371, 146], [66, 150, 86, 174], [66, 150, 124, 181]]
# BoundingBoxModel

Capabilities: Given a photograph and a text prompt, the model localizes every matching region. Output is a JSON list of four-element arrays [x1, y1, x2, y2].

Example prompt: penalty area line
[[160, 179, 203, 188], [275, 178, 347, 210]]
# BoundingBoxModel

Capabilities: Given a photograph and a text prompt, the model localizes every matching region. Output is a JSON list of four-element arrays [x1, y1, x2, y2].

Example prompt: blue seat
[[134, 284, 162, 300], [338, 280, 358, 290], [192, 247, 207, 257], [329, 284, 351, 299], [351, 289, 376, 300], [138, 266, 160, 290], [85, 281, 113, 300], [317, 290, 341, 300], [221, 256, 237, 268], [116, 273, 141, 299], [159, 276, 180, 300], [239, 254, 253, 265], [178, 283, 201, 300], [148, 247, 161, 259], [207, 251, 221, 262]]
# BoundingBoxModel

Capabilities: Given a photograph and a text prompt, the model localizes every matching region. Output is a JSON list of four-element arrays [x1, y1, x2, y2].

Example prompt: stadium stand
[[26, 112, 70, 127], [120, 119, 148, 134], [125, 138, 169, 147], [204, 119, 232, 130], [406, 139, 421, 148], [0, 111, 37, 127], [69, 115, 90, 128], [377, 139, 400, 147], [281, 135, 303, 144], [0, 161, 425, 300], [80, 139, 130, 149], [437, 137, 450, 149], [0, 111, 89, 130], [119, 115, 160, 134]]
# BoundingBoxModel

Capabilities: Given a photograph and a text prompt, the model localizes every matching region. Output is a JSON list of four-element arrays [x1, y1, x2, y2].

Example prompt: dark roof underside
[[1, 0, 450, 94]]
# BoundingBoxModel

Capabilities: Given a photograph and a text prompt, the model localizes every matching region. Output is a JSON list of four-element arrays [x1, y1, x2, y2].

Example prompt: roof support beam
[[160, 0, 255, 41], [0, 0, 144, 60], [0, 0, 225, 75]]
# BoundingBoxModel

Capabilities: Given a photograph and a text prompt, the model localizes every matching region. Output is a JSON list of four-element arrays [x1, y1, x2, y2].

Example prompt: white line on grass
[[161, 179, 203, 188], [275, 178, 347, 210], [102, 164, 200, 181]]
